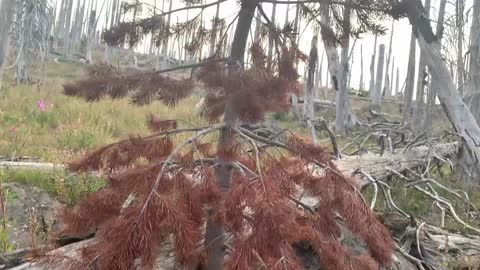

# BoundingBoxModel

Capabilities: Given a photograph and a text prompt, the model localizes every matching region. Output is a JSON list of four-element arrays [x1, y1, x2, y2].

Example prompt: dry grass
[[0, 61, 204, 164]]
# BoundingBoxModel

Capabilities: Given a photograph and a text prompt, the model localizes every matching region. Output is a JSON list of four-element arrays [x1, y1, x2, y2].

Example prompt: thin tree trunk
[[413, 0, 431, 130], [359, 44, 364, 91], [204, 1, 257, 269], [209, 2, 221, 56], [369, 34, 377, 97], [390, 57, 395, 95], [334, 0, 357, 133], [161, 0, 173, 69], [315, 51, 324, 97], [465, 0, 480, 97], [457, 0, 465, 95], [403, 29, 416, 125], [266, 2, 276, 72], [0, 0, 15, 90], [396, 67, 400, 95], [64, 0, 74, 57], [384, 20, 395, 97], [304, 35, 318, 121], [424, 0, 447, 133], [54, 0, 67, 50], [373, 44, 385, 107]]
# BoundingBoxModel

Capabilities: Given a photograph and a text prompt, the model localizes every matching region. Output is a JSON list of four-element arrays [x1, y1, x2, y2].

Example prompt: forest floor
[[0, 60, 479, 236]]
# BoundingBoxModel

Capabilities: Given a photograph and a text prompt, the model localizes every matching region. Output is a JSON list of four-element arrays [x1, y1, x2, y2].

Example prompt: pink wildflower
[[37, 99, 46, 112], [9, 126, 17, 133]]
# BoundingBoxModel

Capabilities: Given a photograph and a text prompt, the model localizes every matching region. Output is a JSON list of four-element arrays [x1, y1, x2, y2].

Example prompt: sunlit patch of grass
[[1, 168, 104, 205], [0, 62, 204, 163]]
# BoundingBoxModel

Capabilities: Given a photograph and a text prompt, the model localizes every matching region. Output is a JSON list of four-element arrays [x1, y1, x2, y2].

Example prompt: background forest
[[1, 0, 480, 269]]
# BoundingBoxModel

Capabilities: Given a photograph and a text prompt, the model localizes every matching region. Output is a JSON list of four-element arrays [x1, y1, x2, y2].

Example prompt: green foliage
[[58, 130, 97, 151], [3, 169, 105, 205]]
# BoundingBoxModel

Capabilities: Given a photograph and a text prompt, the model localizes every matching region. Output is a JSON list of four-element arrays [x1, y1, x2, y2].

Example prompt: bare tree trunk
[[209, 2, 221, 56], [315, 51, 324, 98], [359, 44, 364, 91], [396, 67, 400, 95], [0, 0, 15, 90], [390, 57, 395, 95], [372, 44, 385, 107], [161, 0, 173, 69], [413, 0, 431, 130], [204, 1, 257, 269], [86, 10, 96, 64], [384, 20, 394, 97], [457, 0, 465, 95], [304, 35, 318, 121], [266, 2, 276, 72], [369, 34, 377, 96], [404, 0, 480, 184], [403, 29, 416, 125], [334, 0, 357, 133], [465, 0, 480, 97], [16, 0, 31, 84], [54, 0, 67, 50], [64, 0, 74, 57], [424, 0, 447, 134]]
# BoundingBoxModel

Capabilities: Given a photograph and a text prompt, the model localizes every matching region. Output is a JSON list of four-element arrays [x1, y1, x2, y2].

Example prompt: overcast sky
[[55, 0, 476, 93]]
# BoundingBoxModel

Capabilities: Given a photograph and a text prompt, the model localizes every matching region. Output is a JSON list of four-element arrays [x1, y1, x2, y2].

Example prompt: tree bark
[[465, 0, 480, 97], [266, 1, 276, 72], [204, 1, 257, 269], [456, 0, 465, 96], [424, 0, 447, 134], [332, 0, 357, 133], [209, 2, 221, 56], [403, 0, 480, 184], [304, 35, 318, 121], [412, 0, 430, 131], [359, 44, 364, 91], [384, 20, 394, 97], [395, 67, 400, 95], [63, 0, 74, 57], [0, 0, 15, 90], [369, 34, 377, 97], [372, 44, 385, 107], [402, 29, 416, 125], [161, 0, 173, 69]]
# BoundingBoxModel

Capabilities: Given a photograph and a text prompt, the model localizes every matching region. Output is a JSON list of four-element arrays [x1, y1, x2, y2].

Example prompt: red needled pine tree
[[36, 1, 395, 269]]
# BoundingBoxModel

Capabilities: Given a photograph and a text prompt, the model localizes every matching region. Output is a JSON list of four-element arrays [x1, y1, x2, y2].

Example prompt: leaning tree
[[34, 0, 398, 269]]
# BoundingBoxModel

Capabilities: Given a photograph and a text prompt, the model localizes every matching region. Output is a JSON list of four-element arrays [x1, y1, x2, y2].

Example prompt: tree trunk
[[369, 34, 377, 96], [204, 1, 257, 269], [424, 0, 447, 134], [334, 0, 357, 133], [395, 67, 400, 95], [266, 2, 276, 72], [456, 0, 465, 96], [0, 0, 15, 89], [384, 20, 395, 97], [161, 0, 173, 69], [372, 44, 385, 107], [315, 51, 324, 98], [465, 0, 480, 97], [413, 0, 431, 131], [304, 35, 318, 121], [63, 0, 74, 57], [16, 0, 31, 84], [402, 29, 416, 125], [54, 0, 67, 50], [86, 10, 96, 64], [390, 57, 395, 95], [209, 2, 221, 56], [359, 44, 364, 91], [404, 0, 480, 184]]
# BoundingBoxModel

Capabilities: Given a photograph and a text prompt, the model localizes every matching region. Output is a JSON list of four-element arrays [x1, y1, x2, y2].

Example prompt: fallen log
[[0, 162, 65, 170], [335, 143, 457, 188]]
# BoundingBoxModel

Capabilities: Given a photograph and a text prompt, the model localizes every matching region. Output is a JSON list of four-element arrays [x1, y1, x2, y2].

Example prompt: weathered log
[[335, 143, 457, 188]]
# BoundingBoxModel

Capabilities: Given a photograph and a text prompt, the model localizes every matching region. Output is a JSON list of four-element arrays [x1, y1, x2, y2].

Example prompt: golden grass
[[0, 61, 204, 164]]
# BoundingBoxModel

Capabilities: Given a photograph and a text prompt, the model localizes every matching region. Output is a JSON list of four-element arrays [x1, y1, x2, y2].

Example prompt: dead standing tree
[[31, 1, 398, 270]]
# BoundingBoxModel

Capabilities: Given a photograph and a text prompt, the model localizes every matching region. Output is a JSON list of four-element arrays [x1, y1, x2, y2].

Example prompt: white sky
[[55, 0, 476, 92]]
